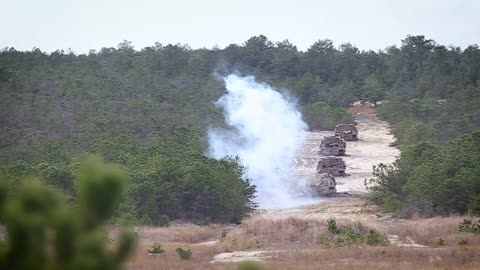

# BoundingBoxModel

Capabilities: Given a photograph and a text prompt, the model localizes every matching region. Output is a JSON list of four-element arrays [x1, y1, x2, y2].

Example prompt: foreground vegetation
[[127, 214, 480, 270], [0, 156, 135, 270]]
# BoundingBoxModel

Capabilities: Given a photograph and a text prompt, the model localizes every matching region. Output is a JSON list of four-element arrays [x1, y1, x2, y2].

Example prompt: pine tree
[[0, 156, 135, 270]]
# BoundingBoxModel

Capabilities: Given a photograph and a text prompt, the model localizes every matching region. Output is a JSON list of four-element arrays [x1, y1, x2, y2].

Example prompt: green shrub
[[327, 219, 340, 234], [458, 219, 480, 234], [366, 230, 386, 246], [436, 238, 445, 247], [148, 242, 165, 254], [176, 247, 192, 260], [337, 228, 364, 246], [321, 221, 386, 247]]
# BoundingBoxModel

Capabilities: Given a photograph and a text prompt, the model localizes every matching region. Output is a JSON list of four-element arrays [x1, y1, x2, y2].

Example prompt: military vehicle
[[316, 157, 346, 176], [334, 124, 358, 141], [319, 136, 346, 156], [310, 173, 336, 196]]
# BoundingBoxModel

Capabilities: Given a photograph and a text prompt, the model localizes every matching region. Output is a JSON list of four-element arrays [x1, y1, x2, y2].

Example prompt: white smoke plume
[[208, 74, 310, 209]]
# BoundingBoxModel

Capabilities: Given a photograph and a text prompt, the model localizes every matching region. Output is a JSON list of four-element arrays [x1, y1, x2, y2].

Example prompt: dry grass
[[228, 216, 330, 249], [127, 243, 229, 270], [137, 224, 224, 246], [383, 216, 480, 247], [126, 216, 480, 270], [222, 216, 378, 250], [126, 224, 233, 270], [264, 246, 480, 270]]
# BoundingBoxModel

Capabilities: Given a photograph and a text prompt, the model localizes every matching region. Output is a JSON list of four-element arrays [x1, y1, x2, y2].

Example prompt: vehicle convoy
[[310, 173, 336, 196], [334, 124, 358, 141], [316, 157, 347, 176], [319, 136, 346, 156]]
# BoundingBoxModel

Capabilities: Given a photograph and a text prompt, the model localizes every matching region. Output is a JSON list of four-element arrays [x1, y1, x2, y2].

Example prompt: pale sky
[[1, 0, 479, 53]]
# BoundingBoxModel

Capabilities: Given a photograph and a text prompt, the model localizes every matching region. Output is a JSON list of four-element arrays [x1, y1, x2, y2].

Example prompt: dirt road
[[263, 112, 400, 222], [291, 113, 399, 195]]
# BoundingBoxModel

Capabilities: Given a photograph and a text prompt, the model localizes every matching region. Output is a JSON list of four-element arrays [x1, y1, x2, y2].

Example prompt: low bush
[[458, 219, 480, 235], [176, 247, 192, 260], [148, 242, 165, 254], [366, 229, 386, 246], [436, 238, 445, 247], [327, 219, 340, 235], [322, 219, 386, 248]]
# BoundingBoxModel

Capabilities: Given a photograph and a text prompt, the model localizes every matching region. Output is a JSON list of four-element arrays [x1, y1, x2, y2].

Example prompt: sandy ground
[[264, 112, 400, 223], [290, 113, 399, 195]]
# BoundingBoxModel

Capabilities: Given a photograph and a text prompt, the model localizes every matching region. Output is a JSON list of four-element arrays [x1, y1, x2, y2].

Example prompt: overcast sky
[[1, 0, 479, 53]]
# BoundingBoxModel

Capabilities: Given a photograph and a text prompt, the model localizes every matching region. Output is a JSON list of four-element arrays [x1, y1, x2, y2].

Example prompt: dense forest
[[1, 35, 480, 222]]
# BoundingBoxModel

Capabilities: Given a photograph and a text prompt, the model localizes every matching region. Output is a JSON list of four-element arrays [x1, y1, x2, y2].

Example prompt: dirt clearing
[[290, 112, 399, 196]]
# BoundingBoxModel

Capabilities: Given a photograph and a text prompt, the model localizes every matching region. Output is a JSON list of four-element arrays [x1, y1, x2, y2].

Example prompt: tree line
[[1, 35, 479, 220]]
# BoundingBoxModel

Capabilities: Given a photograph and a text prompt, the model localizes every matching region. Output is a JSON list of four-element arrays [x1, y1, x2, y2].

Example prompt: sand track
[[253, 112, 401, 222], [290, 113, 399, 195]]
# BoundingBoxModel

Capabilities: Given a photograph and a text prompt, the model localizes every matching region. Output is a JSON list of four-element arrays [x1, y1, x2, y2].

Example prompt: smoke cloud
[[208, 74, 311, 209]]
